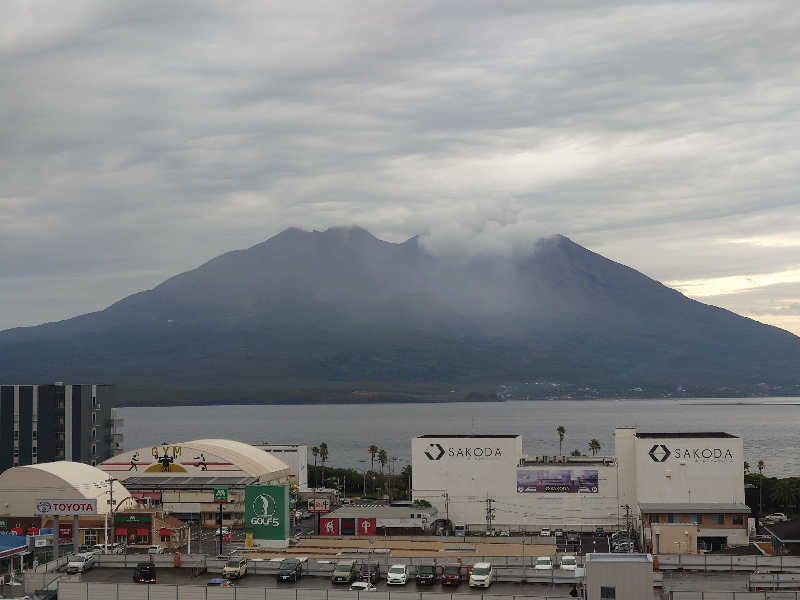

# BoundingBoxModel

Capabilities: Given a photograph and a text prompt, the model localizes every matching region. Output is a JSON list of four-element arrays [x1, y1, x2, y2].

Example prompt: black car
[[595, 527, 605, 537], [359, 562, 380, 583], [566, 530, 579, 543], [416, 564, 436, 585], [133, 562, 157, 584], [278, 558, 303, 582]]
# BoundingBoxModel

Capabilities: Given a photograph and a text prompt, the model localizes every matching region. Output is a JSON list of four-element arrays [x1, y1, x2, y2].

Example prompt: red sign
[[136, 528, 149, 536], [356, 518, 376, 536], [59, 524, 72, 540], [320, 518, 340, 536], [115, 528, 128, 535]]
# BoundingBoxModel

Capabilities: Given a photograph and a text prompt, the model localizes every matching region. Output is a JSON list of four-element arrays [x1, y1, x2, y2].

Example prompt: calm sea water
[[118, 398, 800, 476]]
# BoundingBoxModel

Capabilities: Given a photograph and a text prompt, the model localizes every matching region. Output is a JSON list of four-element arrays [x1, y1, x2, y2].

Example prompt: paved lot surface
[[77, 568, 581, 596]]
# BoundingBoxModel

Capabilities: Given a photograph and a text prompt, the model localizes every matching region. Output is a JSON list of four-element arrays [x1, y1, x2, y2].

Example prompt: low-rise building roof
[[326, 505, 438, 520], [639, 502, 750, 513]]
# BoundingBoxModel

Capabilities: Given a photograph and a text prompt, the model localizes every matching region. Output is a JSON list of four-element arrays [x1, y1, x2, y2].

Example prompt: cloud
[[1, 0, 800, 333], [668, 268, 800, 298]]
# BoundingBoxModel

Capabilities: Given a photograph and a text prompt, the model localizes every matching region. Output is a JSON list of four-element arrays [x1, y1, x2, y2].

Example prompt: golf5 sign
[[245, 485, 289, 541]]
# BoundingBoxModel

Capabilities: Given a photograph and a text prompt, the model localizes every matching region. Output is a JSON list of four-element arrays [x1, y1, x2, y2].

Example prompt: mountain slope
[[2, 227, 799, 395]]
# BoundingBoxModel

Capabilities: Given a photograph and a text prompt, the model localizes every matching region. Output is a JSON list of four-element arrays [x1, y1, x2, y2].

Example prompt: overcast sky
[[2, 1, 799, 334]]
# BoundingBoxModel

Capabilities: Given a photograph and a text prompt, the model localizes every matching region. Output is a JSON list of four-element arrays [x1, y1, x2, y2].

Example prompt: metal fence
[[656, 555, 800, 572], [58, 583, 576, 600], [671, 593, 800, 599]]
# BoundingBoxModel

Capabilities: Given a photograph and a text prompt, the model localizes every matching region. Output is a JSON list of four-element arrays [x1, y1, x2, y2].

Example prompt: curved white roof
[[0, 461, 133, 514], [187, 439, 290, 479]]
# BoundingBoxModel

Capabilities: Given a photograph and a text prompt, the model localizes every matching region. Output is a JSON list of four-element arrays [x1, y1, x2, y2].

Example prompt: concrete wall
[[584, 555, 653, 600], [651, 523, 699, 554]]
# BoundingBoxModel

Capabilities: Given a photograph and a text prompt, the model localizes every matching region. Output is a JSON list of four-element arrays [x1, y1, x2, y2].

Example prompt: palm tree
[[369, 445, 378, 472], [744, 461, 750, 474], [311, 446, 319, 488], [758, 460, 766, 515], [570, 449, 582, 457], [556, 425, 566, 455], [319, 442, 329, 489], [589, 439, 601, 456]]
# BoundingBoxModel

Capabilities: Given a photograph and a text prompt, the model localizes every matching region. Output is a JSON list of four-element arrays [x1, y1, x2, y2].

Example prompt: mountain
[[2, 226, 800, 401]]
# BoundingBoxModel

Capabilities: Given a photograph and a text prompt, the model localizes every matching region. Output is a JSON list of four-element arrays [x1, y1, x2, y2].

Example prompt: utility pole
[[485, 497, 495, 534], [104, 475, 116, 553]]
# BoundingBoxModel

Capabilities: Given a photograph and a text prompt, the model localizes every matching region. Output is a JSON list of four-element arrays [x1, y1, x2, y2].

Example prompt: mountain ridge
[[2, 227, 799, 400]]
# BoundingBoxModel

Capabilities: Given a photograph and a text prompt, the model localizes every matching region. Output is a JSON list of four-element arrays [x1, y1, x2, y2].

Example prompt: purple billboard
[[516, 468, 599, 494]]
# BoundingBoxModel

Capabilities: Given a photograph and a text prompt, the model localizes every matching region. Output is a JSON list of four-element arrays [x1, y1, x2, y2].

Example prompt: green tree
[[557, 425, 566, 455], [570, 449, 582, 457], [744, 461, 750, 474], [319, 442, 329, 489], [771, 480, 796, 511], [589, 439, 601, 456], [369, 444, 378, 471], [378, 449, 388, 474]]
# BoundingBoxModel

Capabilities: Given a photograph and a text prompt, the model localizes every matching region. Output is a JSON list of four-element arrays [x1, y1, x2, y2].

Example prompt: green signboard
[[114, 514, 152, 524], [244, 485, 289, 542], [213, 488, 228, 503], [0, 517, 8, 529]]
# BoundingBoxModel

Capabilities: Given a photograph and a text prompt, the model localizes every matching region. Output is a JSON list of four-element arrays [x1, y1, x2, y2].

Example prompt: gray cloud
[[1, 0, 799, 333]]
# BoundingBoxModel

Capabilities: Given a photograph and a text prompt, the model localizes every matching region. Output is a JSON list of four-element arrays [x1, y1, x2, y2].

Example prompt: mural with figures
[[99, 444, 245, 479]]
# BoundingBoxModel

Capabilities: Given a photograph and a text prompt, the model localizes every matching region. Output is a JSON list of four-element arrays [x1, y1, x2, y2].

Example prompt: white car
[[534, 556, 553, 570], [387, 564, 408, 585], [67, 552, 96, 573], [468, 562, 493, 588], [350, 581, 377, 592], [764, 513, 788, 523], [215, 527, 231, 536], [148, 545, 167, 555], [560, 555, 577, 571], [540, 527, 551, 537]]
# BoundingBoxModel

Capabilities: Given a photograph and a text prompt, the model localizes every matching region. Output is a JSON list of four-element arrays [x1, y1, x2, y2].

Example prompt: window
[[668, 513, 678, 523], [84, 531, 97, 546], [161, 535, 171, 542], [733, 514, 744, 525], [136, 535, 148, 544], [32, 430, 37, 440], [713, 514, 725, 525], [600, 586, 616, 599], [694, 514, 703, 524]]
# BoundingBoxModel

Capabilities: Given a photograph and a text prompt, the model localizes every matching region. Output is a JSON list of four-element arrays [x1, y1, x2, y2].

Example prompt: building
[[616, 429, 749, 550], [254, 444, 308, 490], [412, 429, 748, 546], [584, 553, 653, 600], [412, 434, 620, 531], [320, 504, 439, 536], [0, 383, 118, 471], [98, 439, 291, 527], [763, 520, 800, 556]]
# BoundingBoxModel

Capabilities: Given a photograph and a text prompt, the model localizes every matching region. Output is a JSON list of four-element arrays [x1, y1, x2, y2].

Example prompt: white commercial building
[[412, 429, 748, 547], [253, 444, 308, 490], [616, 428, 748, 550]]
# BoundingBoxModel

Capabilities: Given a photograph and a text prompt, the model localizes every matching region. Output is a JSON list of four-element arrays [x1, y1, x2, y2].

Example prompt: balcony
[[112, 432, 124, 444], [108, 417, 124, 428]]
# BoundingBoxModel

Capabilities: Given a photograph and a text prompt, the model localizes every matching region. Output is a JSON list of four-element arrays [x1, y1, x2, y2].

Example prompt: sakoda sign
[[425, 442, 504, 461], [648, 443, 735, 464]]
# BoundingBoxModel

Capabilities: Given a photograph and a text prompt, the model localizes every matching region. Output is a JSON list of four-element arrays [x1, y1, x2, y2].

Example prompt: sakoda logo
[[425, 442, 503, 460], [649, 444, 735, 464]]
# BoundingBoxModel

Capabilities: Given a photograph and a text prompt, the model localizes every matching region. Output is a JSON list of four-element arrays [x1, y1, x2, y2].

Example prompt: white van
[[469, 562, 492, 588], [454, 524, 466, 536]]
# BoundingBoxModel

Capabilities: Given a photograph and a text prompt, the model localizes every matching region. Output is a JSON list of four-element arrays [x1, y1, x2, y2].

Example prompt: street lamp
[[359, 460, 368, 496]]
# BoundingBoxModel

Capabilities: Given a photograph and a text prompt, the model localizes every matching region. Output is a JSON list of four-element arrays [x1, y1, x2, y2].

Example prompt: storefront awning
[[115, 528, 128, 535], [158, 528, 171, 536], [136, 528, 149, 536]]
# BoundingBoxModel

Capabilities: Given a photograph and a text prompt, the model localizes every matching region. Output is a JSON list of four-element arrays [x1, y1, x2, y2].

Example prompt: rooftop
[[639, 502, 750, 514], [635, 432, 738, 439], [417, 434, 520, 439], [587, 553, 652, 563], [764, 520, 800, 542], [326, 505, 438, 520], [123, 476, 257, 490]]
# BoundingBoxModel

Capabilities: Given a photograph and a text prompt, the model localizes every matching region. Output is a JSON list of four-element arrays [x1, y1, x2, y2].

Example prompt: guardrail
[[671, 593, 800, 599], [749, 572, 800, 589], [656, 554, 800, 572], [58, 582, 578, 600]]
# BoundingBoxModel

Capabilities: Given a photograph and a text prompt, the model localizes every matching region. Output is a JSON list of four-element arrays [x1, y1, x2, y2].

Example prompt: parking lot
[[76, 568, 581, 596]]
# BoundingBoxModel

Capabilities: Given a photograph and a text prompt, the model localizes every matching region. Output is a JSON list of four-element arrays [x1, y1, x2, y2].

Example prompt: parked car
[[566, 530, 579, 543], [764, 513, 789, 523], [207, 578, 233, 587], [278, 558, 304, 582], [614, 541, 634, 553], [67, 553, 96, 574], [147, 545, 167, 555], [387, 564, 408, 585], [441, 564, 463, 586], [554, 528, 564, 537], [359, 562, 380, 584], [415, 564, 436, 585], [223, 557, 248, 579], [350, 581, 376, 592], [331, 560, 358, 584], [133, 562, 157, 583], [454, 524, 466, 536], [595, 527, 605, 537], [215, 527, 231, 536], [534, 556, 553, 570], [93, 543, 124, 555], [540, 527, 551, 537], [560, 555, 577, 571], [468, 562, 493, 588]]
